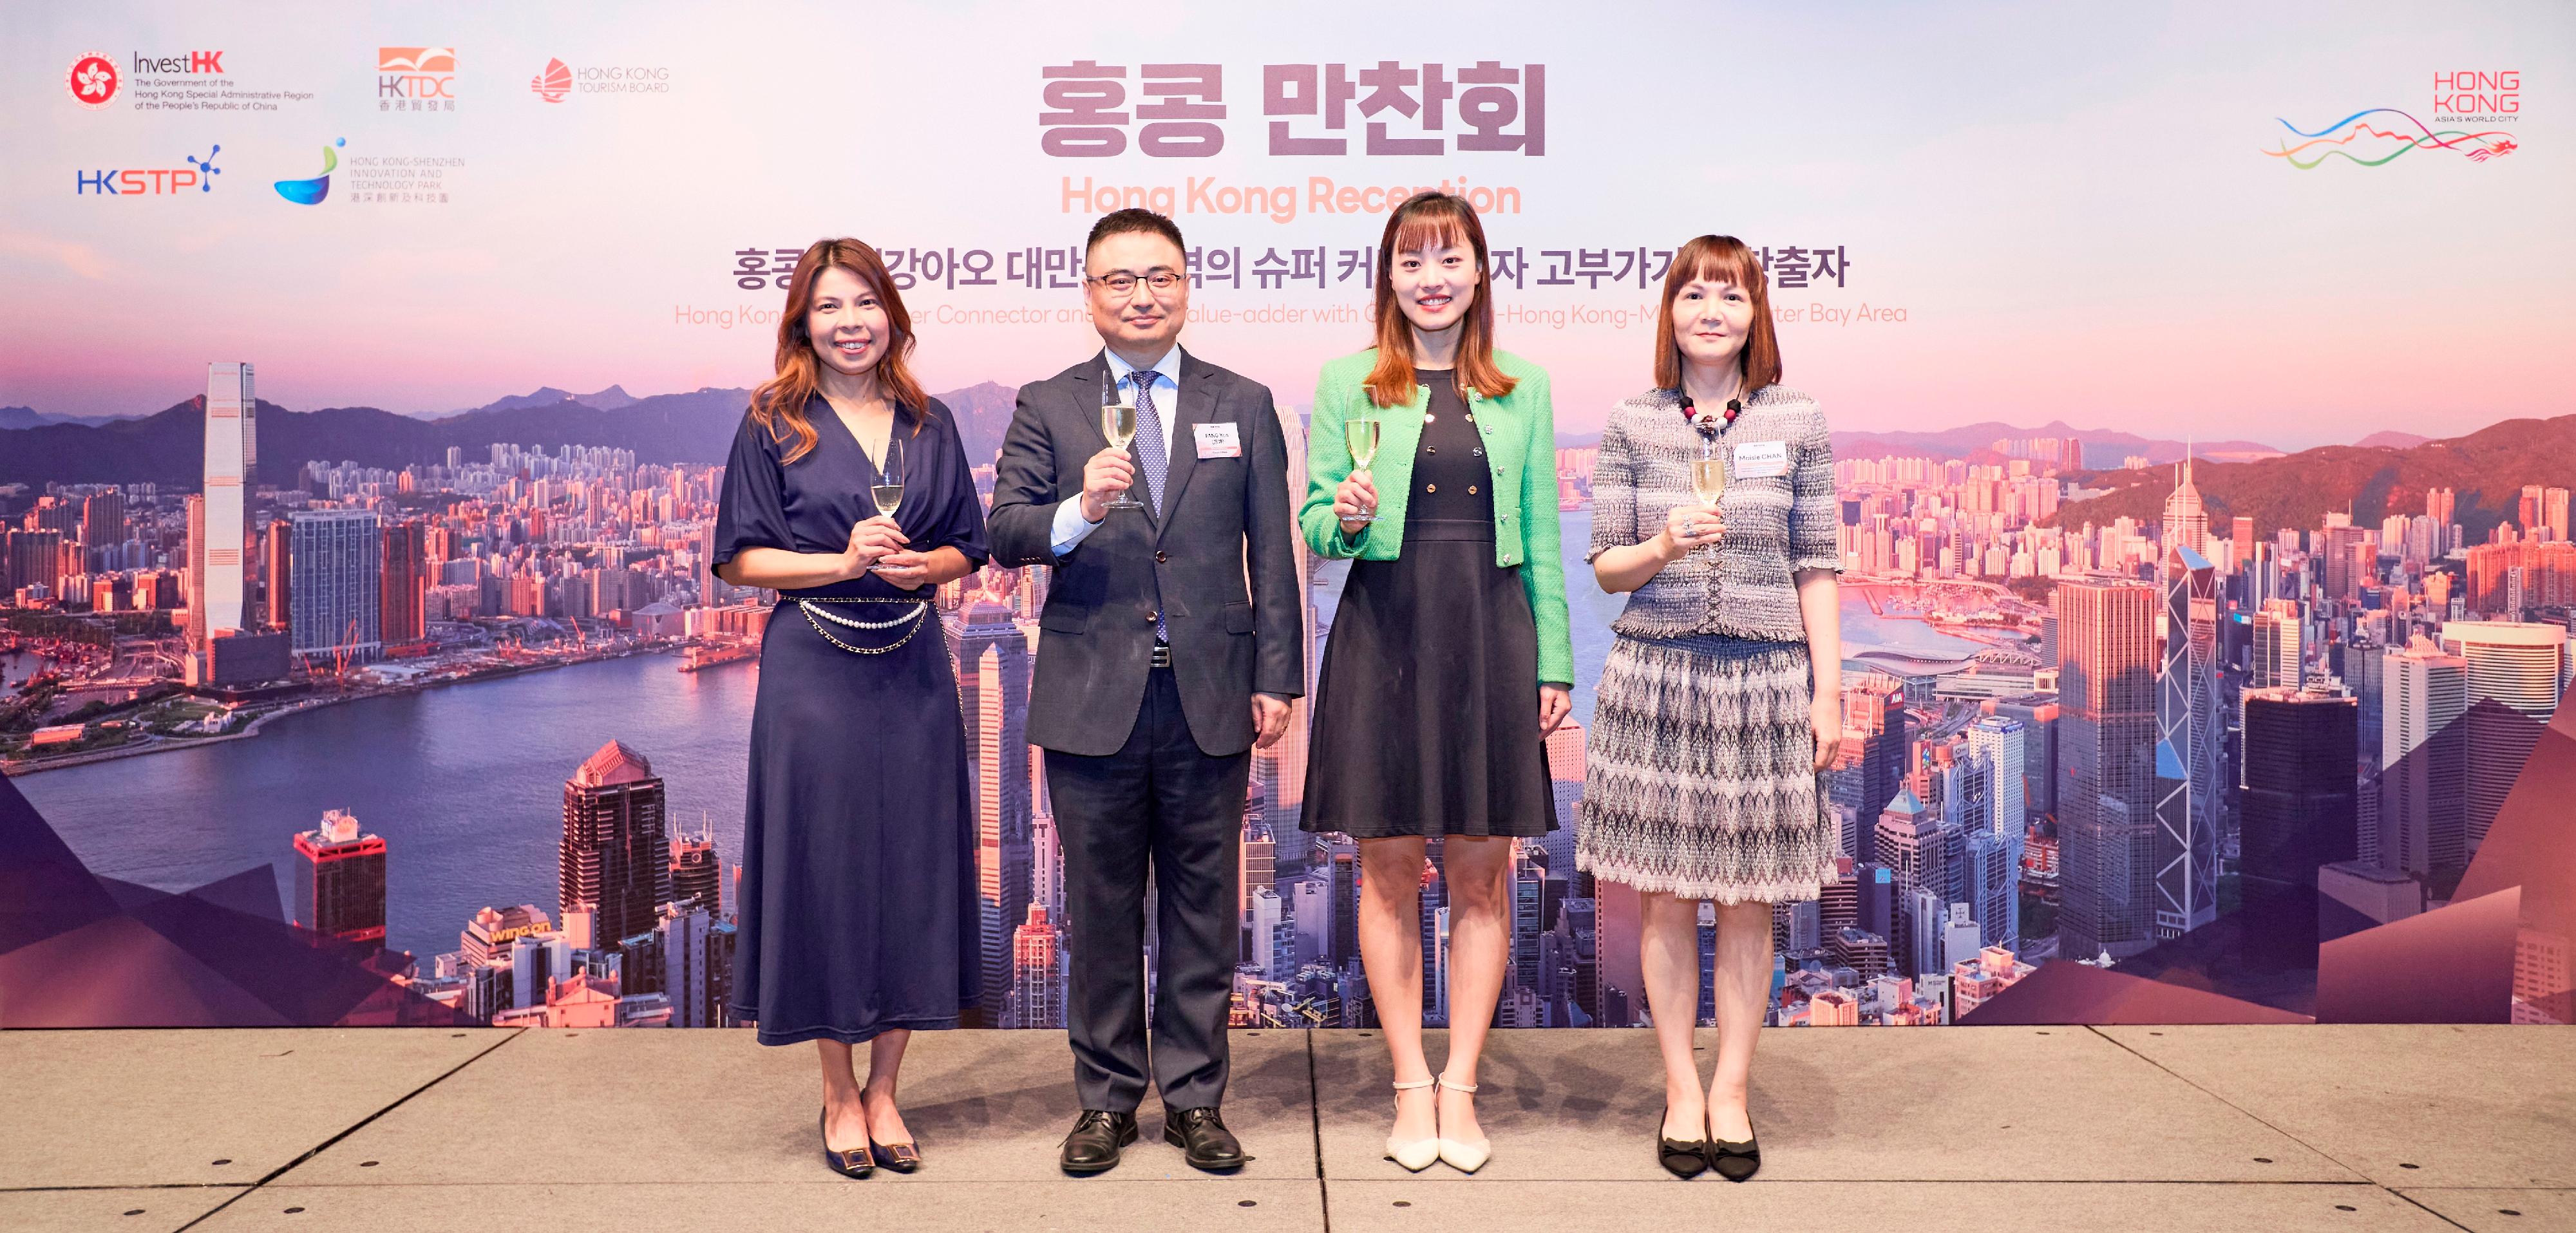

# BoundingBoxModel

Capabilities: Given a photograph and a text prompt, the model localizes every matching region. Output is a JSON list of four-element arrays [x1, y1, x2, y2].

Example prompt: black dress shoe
[[1059, 1109, 1139, 1175], [1656, 1104, 1710, 1179], [820, 1108, 874, 1179], [1707, 1122, 1761, 1183], [870, 1138, 922, 1173], [1164, 1107, 1252, 1171]]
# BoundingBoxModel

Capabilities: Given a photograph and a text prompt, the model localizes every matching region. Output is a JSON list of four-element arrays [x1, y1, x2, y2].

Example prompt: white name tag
[[1193, 422, 1242, 458], [1732, 439, 1790, 479]]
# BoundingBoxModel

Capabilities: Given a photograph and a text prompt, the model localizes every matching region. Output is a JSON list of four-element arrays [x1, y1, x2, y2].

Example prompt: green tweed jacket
[[1299, 347, 1574, 686]]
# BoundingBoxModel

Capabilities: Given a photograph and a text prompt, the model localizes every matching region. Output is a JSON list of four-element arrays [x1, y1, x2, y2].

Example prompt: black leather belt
[[1150, 641, 1172, 668]]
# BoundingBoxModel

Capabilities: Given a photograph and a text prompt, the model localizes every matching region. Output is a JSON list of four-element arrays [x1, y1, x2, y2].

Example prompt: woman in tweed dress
[[1578, 234, 1841, 1181]]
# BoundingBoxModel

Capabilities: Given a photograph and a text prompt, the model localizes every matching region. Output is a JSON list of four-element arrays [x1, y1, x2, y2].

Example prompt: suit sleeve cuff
[[1050, 496, 1101, 556]]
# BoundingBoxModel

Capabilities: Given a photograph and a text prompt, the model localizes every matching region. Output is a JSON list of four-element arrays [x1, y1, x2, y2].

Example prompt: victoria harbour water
[[12, 509, 1981, 958]]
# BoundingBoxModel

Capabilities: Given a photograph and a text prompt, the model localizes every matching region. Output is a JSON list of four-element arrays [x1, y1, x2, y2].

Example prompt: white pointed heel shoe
[[1435, 1075, 1492, 1174], [1385, 1078, 1441, 1172]]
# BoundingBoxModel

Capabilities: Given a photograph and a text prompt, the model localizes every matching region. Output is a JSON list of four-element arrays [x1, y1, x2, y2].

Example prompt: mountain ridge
[[2048, 414, 2576, 545]]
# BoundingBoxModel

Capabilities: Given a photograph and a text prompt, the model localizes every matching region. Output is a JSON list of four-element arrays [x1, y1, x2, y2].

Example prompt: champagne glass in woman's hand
[[864, 433, 908, 573], [845, 516, 907, 578]]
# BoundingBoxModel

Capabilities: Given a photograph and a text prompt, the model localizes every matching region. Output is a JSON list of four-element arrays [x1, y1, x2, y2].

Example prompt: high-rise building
[[1539, 718, 1587, 884], [1847, 674, 1910, 825], [2379, 638, 2467, 880], [2250, 603, 2302, 689], [2240, 686, 2360, 952], [2154, 535, 2222, 939], [956, 600, 1032, 1022], [290, 808, 386, 951], [652, 901, 735, 1029], [670, 829, 720, 915], [287, 510, 382, 663], [381, 518, 428, 646], [560, 740, 671, 948], [188, 363, 256, 677], [80, 490, 124, 548], [2439, 621, 2567, 856], [1010, 904, 1066, 1028], [261, 520, 292, 631], [2054, 576, 2160, 960]]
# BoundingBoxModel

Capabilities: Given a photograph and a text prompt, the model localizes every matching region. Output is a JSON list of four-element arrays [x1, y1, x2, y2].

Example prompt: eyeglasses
[[1086, 271, 1185, 294]]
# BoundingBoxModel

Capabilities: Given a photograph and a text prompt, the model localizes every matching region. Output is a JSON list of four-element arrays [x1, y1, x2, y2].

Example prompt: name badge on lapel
[[1732, 439, 1790, 479], [1193, 422, 1242, 459]]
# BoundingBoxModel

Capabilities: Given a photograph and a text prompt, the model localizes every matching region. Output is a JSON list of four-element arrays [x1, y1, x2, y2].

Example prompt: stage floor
[[3, 1026, 2570, 1232]]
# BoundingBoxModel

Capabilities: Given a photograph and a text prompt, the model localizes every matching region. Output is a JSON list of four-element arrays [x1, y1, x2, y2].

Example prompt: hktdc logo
[[378, 46, 457, 100], [78, 146, 222, 196], [66, 52, 120, 108]]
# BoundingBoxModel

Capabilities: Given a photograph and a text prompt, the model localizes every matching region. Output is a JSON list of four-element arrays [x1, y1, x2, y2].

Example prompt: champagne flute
[[866, 433, 904, 572], [1100, 380, 1143, 511], [1689, 439, 1727, 550], [1345, 414, 1382, 523]]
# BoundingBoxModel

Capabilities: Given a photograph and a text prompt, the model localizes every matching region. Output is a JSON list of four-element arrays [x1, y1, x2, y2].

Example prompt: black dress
[[1302, 376, 1556, 839], [714, 397, 988, 1046]]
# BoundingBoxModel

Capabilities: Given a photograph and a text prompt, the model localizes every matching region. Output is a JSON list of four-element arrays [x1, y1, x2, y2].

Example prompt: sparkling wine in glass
[[1101, 381, 1143, 510], [867, 433, 904, 572], [1345, 415, 1382, 523], [1689, 443, 1726, 549]]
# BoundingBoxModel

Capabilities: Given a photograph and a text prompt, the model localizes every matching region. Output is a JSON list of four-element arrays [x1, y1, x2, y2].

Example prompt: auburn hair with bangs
[[748, 238, 930, 465], [1363, 192, 1519, 408], [1653, 235, 1781, 395]]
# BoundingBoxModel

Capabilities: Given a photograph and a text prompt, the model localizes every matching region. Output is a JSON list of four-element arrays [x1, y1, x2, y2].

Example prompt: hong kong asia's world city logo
[[531, 58, 571, 102], [66, 52, 120, 108], [274, 138, 345, 205], [2266, 70, 2521, 167]]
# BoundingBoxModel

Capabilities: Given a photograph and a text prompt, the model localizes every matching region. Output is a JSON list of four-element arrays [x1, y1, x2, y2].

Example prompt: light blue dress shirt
[[1050, 343, 1184, 555]]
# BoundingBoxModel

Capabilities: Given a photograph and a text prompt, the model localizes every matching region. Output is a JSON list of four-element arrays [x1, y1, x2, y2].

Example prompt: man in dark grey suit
[[987, 209, 1302, 1174]]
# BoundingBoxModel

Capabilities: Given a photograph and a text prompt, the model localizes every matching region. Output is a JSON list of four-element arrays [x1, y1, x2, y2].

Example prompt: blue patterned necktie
[[1128, 369, 1169, 516], [1127, 368, 1170, 643]]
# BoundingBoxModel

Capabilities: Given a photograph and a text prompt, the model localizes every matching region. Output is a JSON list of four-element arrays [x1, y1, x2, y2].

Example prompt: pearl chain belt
[[795, 597, 929, 655]]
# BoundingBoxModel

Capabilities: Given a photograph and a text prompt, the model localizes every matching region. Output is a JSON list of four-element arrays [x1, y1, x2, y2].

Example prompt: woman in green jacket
[[1298, 191, 1573, 1176]]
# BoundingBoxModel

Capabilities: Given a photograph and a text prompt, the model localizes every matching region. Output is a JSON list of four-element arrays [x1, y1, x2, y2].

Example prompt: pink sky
[[4, 0, 2568, 451]]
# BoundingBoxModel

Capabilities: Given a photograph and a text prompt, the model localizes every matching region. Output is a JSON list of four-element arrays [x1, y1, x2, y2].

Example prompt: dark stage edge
[[1, 1026, 2568, 1232]]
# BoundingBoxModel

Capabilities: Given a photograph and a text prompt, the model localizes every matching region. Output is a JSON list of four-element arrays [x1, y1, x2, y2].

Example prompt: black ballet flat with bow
[[1657, 1104, 1711, 1179], [1706, 1122, 1761, 1183]]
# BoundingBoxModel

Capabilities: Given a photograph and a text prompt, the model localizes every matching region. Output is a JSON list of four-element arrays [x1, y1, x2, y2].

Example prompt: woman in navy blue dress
[[714, 238, 987, 1179]]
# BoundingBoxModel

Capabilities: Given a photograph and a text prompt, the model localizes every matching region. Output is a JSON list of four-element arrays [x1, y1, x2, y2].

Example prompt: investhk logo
[[77, 145, 221, 194], [274, 138, 345, 205]]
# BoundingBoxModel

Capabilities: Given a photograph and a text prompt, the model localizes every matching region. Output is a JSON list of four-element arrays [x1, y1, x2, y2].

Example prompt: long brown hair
[[1363, 192, 1519, 408], [748, 238, 929, 464], [1653, 235, 1781, 395]]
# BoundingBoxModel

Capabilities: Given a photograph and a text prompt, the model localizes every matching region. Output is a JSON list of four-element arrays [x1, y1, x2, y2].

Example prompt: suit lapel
[[1071, 352, 1107, 455], [1154, 352, 1211, 539]]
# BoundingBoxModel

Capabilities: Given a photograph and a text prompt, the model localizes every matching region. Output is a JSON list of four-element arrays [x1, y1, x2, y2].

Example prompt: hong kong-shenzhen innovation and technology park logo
[[2266, 70, 2521, 167], [275, 138, 345, 205]]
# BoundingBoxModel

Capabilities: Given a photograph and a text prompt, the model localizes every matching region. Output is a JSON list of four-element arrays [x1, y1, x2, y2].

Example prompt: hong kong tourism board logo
[[378, 46, 456, 111], [66, 52, 120, 109], [529, 56, 673, 102], [2266, 70, 2520, 168]]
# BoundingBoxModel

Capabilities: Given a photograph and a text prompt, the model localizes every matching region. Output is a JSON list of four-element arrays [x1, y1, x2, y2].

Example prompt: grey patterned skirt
[[1575, 633, 1835, 903]]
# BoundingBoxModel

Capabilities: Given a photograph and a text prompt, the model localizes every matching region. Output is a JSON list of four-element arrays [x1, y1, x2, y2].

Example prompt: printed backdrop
[[2, 1, 2571, 1032]]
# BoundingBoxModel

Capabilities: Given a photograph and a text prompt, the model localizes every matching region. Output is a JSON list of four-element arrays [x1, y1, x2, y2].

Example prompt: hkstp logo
[[78, 146, 222, 196], [67, 52, 119, 108], [532, 58, 571, 102]]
